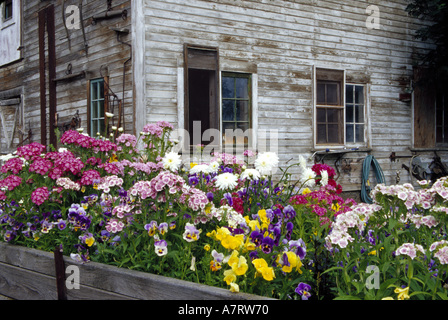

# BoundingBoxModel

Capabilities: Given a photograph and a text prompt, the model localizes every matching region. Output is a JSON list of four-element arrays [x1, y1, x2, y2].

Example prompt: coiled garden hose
[[361, 155, 385, 204]]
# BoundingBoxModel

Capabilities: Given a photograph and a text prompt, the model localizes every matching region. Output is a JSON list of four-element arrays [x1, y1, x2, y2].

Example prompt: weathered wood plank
[[0, 243, 272, 300]]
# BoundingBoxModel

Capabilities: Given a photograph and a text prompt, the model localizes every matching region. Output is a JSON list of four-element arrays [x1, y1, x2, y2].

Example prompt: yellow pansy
[[231, 256, 248, 276], [85, 236, 95, 247], [258, 209, 270, 224], [243, 237, 256, 252], [223, 269, 237, 285], [252, 258, 275, 281], [229, 282, 239, 293], [221, 234, 244, 250], [227, 250, 240, 267], [302, 188, 311, 195], [190, 162, 198, 169], [248, 219, 261, 231], [204, 244, 210, 251], [368, 250, 377, 256]]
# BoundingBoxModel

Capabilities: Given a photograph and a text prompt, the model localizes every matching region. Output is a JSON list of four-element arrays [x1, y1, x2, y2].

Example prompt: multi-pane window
[[345, 84, 365, 144], [315, 68, 344, 145], [222, 73, 251, 145], [315, 68, 368, 146], [90, 78, 105, 137]]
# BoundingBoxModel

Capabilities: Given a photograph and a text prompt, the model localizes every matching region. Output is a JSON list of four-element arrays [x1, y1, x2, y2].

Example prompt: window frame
[[314, 67, 345, 147], [87, 77, 108, 137], [345, 83, 367, 145], [314, 67, 369, 149], [221, 71, 252, 148]]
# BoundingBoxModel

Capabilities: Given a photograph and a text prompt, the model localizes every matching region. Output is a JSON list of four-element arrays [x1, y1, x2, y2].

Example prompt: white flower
[[215, 172, 238, 190], [208, 161, 220, 174], [162, 151, 182, 172], [254, 152, 279, 175], [301, 168, 316, 188], [320, 170, 329, 186], [105, 112, 114, 118], [190, 164, 210, 175], [240, 168, 261, 181]]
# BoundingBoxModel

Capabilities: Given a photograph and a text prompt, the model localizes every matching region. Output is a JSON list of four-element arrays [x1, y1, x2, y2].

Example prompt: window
[[184, 46, 219, 146], [345, 84, 365, 144], [222, 72, 251, 146], [3, 0, 12, 21], [315, 68, 344, 145], [315, 68, 368, 147], [89, 78, 106, 137]]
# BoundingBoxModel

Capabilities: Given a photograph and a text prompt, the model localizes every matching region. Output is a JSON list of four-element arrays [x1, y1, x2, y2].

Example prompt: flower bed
[[0, 121, 447, 300]]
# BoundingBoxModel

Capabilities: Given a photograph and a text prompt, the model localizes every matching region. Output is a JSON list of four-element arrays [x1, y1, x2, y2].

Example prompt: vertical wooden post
[[54, 246, 67, 300]]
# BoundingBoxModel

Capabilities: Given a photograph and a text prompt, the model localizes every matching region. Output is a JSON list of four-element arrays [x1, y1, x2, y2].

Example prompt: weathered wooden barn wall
[[0, 0, 134, 152], [141, 0, 443, 192]]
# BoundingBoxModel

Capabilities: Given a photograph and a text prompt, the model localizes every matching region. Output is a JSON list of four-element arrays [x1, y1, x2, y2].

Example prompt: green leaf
[[437, 292, 448, 300]]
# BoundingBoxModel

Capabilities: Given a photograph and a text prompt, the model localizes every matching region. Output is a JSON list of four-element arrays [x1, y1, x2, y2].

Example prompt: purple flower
[[295, 282, 312, 300], [206, 192, 214, 202], [189, 175, 199, 186], [57, 219, 67, 230], [283, 205, 296, 220], [289, 239, 307, 259], [154, 239, 168, 256], [250, 230, 263, 246], [261, 236, 274, 254], [223, 192, 233, 206], [286, 221, 294, 240]]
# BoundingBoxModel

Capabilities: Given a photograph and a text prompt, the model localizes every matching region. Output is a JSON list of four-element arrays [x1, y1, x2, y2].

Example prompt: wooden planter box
[[0, 242, 270, 300]]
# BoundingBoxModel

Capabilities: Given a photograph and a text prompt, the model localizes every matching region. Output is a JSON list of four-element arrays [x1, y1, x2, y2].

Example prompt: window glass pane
[[317, 124, 327, 143], [91, 82, 99, 101], [236, 122, 249, 145], [346, 85, 354, 104], [355, 105, 364, 123], [236, 77, 249, 98], [236, 100, 249, 121], [222, 77, 235, 99], [99, 100, 105, 119], [98, 119, 105, 135], [222, 122, 236, 145], [327, 124, 340, 143], [326, 83, 339, 105], [346, 105, 354, 123], [5, 1, 13, 20], [355, 85, 364, 104], [346, 124, 354, 143], [355, 124, 364, 143], [222, 100, 235, 121], [327, 108, 341, 123], [317, 108, 326, 123], [317, 83, 326, 105], [91, 102, 98, 119]]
